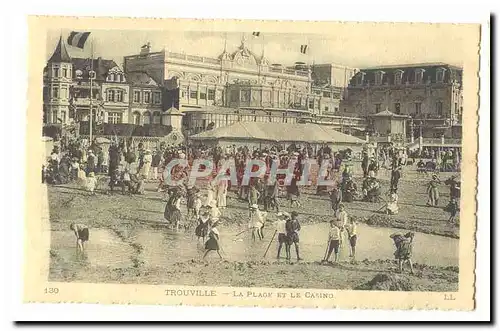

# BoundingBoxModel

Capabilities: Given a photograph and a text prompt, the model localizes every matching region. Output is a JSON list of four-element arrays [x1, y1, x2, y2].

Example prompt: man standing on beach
[[275, 212, 290, 260], [286, 211, 302, 261]]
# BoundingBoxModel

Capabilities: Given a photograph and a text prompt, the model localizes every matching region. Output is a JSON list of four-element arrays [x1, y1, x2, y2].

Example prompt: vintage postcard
[[24, 16, 480, 311]]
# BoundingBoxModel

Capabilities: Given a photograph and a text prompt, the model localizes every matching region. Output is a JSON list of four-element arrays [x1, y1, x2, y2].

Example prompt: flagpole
[[89, 37, 94, 143]]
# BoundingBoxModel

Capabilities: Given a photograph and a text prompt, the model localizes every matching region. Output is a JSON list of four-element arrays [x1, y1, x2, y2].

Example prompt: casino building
[[123, 37, 356, 134]]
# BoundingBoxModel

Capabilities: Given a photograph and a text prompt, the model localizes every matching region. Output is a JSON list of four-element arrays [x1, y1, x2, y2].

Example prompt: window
[[116, 90, 123, 102], [323, 91, 331, 98], [356, 72, 365, 86], [60, 111, 66, 123], [415, 102, 422, 114], [153, 92, 161, 104], [132, 112, 140, 125], [375, 71, 385, 85], [436, 101, 443, 116], [436, 69, 445, 83], [308, 100, 314, 109], [189, 88, 198, 99], [208, 89, 216, 101], [153, 112, 162, 124], [107, 90, 115, 102], [133, 90, 141, 103], [52, 111, 58, 123], [230, 90, 239, 102], [415, 69, 425, 84], [61, 87, 67, 99], [324, 106, 329, 112], [116, 74, 121, 82], [62, 68, 68, 78], [108, 112, 123, 124], [454, 102, 458, 114], [54, 68, 59, 77], [199, 91, 207, 100], [394, 70, 403, 85], [52, 87, 59, 98], [334, 107, 339, 112], [143, 112, 151, 124], [144, 91, 151, 103], [394, 103, 401, 114], [109, 73, 115, 82]]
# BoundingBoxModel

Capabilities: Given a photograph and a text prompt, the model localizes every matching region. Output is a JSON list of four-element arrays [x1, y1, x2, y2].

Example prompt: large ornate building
[[339, 63, 463, 139], [43, 37, 462, 146], [43, 37, 130, 126], [123, 38, 354, 134]]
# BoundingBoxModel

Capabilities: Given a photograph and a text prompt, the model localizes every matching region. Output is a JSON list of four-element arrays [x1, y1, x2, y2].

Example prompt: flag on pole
[[67, 31, 91, 49], [252, 32, 260, 37], [300, 44, 308, 54]]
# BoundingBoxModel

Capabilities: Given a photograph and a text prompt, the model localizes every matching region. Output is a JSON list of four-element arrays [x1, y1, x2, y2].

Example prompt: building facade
[[123, 38, 352, 134], [340, 63, 463, 139], [44, 37, 131, 126]]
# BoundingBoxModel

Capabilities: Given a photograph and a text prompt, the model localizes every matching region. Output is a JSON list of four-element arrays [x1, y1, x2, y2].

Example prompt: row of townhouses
[[43, 36, 463, 142]]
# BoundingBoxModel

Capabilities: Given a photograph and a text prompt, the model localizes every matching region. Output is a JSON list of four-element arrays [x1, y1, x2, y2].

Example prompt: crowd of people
[[46, 134, 461, 271]]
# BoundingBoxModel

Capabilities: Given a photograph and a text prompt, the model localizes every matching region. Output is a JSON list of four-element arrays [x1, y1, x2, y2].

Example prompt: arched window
[[132, 111, 141, 125], [143, 111, 151, 124], [153, 111, 162, 124]]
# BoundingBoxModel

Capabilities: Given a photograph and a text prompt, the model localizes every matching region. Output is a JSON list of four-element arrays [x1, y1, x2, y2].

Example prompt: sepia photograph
[[22, 16, 481, 311]]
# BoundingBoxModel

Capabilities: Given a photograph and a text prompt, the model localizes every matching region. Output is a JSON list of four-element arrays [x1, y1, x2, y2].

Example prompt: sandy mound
[[354, 273, 414, 291]]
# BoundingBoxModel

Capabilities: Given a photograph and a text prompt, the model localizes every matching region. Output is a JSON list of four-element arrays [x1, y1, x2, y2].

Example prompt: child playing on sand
[[86, 172, 97, 195], [70, 223, 89, 257], [203, 220, 223, 260]]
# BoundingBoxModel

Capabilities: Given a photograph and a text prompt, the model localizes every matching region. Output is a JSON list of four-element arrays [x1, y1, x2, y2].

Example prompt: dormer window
[[374, 71, 385, 85], [415, 68, 425, 84], [436, 68, 446, 83], [356, 72, 366, 86], [394, 70, 404, 85]]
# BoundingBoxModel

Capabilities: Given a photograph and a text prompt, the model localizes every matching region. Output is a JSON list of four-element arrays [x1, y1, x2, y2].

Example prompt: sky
[[46, 27, 467, 69]]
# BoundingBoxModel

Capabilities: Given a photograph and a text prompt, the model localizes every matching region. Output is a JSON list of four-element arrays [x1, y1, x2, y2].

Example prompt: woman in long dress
[[216, 179, 228, 209], [164, 189, 183, 231], [204, 179, 216, 207], [203, 221, 223, 259]]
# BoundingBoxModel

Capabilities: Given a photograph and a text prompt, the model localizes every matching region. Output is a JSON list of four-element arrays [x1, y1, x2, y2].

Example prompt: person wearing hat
[[248, 204, 267, 241], [322, 220, 342, 263], [362, 171, 381, 203], [141, 149, 153, 180], [390, 164, 402, 193], [426, 173, 441, 207], [203, 220, 223, 260], [86, 172, 97, 195], [195, 207, 211, 242], [285, 211, 302, 261], [386, 188, 399, 215], [444, 174, 461, 201], [164, 188, 183, 231], [274, 212, 290, 259], [86, 150, 96, 176], [361, 151, 369, 178], [390, 232, 415, 274]]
